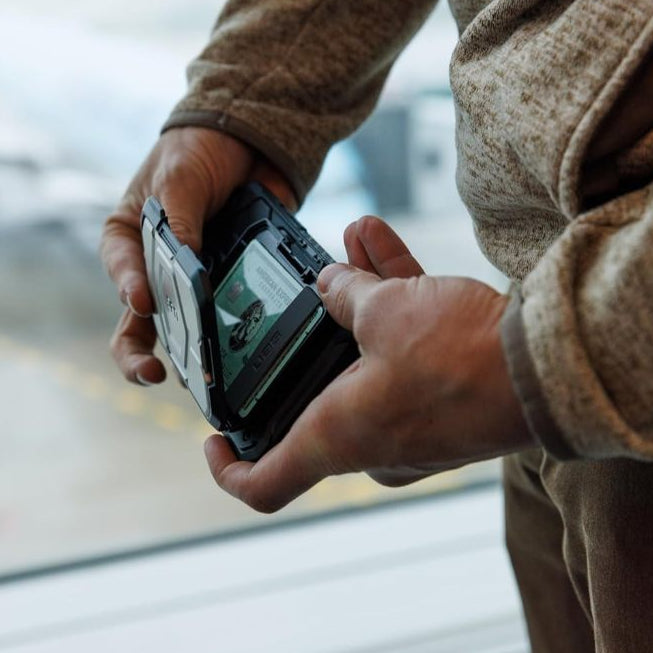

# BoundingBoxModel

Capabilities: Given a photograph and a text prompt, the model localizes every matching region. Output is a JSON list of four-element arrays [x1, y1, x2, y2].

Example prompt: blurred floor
[[0, 487, 528, 653], [0, 218, 502, 576]]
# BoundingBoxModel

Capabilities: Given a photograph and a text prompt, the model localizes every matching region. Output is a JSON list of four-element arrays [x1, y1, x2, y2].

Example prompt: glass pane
[[0, 1, 506, 576]]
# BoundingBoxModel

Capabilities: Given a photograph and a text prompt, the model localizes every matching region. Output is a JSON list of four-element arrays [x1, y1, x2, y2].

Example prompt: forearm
[[163, 0, 437, 203]]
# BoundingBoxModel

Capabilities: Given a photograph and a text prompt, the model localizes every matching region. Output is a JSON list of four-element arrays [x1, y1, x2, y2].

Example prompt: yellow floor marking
[[54, 362, 76, 384], [79, 373, 110, 400], [153, 403, 187, 431], [194, 418, 214, 439], [309, 467, 468, 508], [0, 332, 206, 435], [0, 331, 494, 509], [313, 476, 383, 506], [113, 388, 147, 416], [13, 345, 43, 366]]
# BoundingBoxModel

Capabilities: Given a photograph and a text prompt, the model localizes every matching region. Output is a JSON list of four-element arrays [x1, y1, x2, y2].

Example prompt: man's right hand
[[100, 126, 295, 385]]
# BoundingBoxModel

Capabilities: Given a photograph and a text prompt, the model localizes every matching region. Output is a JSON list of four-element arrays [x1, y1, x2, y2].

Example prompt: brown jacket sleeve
[[163, 0, 437, 204], [502, 118, 653, 460], [447, 0, 653, 462], [502, 178, 653, 461]]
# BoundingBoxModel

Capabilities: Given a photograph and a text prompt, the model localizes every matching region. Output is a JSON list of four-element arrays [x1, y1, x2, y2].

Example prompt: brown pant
[[504, 449, 653, 652]]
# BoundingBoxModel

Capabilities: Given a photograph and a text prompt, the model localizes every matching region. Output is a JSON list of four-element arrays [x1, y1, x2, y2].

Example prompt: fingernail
[[126, 293, 151, 319], [136, 373, 152, 387], [317, 263, 348, 295], [126, 293, 140, 315], [204, 436, 214, 456]]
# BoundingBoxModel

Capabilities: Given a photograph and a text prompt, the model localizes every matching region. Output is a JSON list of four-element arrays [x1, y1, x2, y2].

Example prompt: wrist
[[482, 294, 538, 456]]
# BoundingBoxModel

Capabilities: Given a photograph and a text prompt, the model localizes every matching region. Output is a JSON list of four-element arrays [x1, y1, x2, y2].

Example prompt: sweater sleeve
[[502, 132, 653, 461], [162, 0, 438, 204], [449, 0, 653, 462]]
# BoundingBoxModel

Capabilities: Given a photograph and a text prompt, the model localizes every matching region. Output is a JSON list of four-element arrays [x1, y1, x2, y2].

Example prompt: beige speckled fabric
[[164, 1, 437, 201], [163, 0, 653, 462]]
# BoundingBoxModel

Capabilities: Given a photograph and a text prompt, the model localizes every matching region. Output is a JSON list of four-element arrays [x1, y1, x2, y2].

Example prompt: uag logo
[[252, 329, 281, 371], [165, 295, 179, 322]]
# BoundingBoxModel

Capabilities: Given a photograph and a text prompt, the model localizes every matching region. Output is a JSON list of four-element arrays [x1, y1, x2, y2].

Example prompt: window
[[0, 1, 507, 576]]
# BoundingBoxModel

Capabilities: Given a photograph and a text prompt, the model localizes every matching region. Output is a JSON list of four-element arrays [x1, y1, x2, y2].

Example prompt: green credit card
[[213, 239, 304, 390]]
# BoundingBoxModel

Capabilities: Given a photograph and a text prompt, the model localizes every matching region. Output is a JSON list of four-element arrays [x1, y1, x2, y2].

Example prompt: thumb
[[317, 263, 380, 331]]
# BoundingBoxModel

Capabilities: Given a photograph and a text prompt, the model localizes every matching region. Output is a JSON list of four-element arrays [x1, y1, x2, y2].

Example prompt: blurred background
[[0, 0, 508, 576]]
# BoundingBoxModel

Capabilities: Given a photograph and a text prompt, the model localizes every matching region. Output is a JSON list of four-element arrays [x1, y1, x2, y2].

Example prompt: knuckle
[[372, 473, 412, 488], [244, 490, 281, 514], [109, 332, 120, 359], [207, 457, 224, 488], [108, 322, 135, 382], [100, 217, 144, 282], [354, 280, 401, 339], [99, 215, 126, 260], [109, 320, 125, 359], [212, 462, 283, 514], [356, 214, 384, 238], [102, 195, 141, 236], [330, 272, 358, 320], [343, 221, 357, 243], [310, 399, 336, 440], [304, 401, 353, 477], [109, 341, 131, 381], [363, 278, 394, 311], [152, 152, 186, 184], [169, 222, 199, 250], [152, 149, 212, 195]]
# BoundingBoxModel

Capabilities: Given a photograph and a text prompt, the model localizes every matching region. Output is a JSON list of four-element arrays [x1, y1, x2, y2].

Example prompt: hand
[[204, 216, 535, 512], [100, 127, 295, 385]]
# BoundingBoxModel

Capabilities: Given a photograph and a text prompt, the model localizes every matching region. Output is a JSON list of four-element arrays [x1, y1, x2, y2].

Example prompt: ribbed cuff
[[162, 110, 308, 206], [500, 291, 578, 461]]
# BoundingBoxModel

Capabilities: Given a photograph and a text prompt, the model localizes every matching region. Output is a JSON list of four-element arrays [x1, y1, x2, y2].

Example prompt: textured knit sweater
[[163, 0, 653, 461]]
